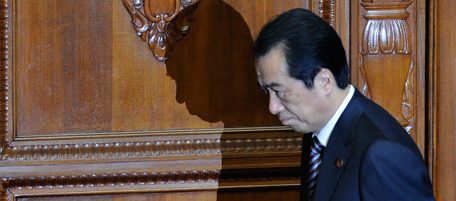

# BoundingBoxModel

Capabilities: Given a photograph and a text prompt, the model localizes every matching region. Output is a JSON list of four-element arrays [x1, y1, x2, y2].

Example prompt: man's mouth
[[279, 117, 291, 125]]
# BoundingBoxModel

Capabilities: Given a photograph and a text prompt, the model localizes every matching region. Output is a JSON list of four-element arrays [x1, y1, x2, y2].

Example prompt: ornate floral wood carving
[[361, 2, 411, 55], [122, 0, 199, 62], [360, 1, 415, 137], [402, 61, 415, 135], [3, 138, 220, 161], [1, 169, 219, 198], [2, 131, 301, 161]]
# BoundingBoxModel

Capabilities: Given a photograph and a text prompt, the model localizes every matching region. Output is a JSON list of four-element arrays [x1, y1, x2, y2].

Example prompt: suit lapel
[[312, 89, 367, 201], [313, 126, 349, 201]]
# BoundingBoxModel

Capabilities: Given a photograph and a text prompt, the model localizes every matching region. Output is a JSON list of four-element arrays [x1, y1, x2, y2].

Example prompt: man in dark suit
[[253, 8, 435, 200]]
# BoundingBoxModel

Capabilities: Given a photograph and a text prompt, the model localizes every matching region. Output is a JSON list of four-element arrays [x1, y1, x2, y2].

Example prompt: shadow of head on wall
[[166, 0, 280, 128]]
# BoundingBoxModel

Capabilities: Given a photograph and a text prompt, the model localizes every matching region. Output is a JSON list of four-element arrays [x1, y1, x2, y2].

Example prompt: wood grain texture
[[429, 0, 456, 200], [14, 0, 113, 135], [5, 0, 440, 200], [1, 0, 314, 200]]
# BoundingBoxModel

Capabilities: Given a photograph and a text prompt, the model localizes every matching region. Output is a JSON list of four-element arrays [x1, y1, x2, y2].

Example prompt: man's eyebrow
[[257, 82, 282, 89]]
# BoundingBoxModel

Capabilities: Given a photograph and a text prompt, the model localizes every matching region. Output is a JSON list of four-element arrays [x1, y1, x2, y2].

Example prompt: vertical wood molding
[[311, 0, 336, 27], [0, 0, 8, 158], [428, 0, 456, 199], [311, 0, 350, 59], [318, 0, 335, 27], [0, 0, 9, 199], [428, 0, 437, 193], [358, 1, 417, 139]]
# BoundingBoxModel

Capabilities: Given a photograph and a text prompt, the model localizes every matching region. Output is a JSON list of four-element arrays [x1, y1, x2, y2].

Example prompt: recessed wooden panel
[[15, 0, 114, 135], [13, 0, 308, 136]]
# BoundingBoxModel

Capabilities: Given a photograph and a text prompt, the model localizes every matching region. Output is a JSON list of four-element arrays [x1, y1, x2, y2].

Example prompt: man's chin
[[288, 125, 310, 134]]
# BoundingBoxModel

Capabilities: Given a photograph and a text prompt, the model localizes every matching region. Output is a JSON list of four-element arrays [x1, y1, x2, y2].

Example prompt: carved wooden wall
[[0, 0, 453, 200], [350, 0, 456, 200], [0, 0, 348, 200], [350, 0, 426, 154]]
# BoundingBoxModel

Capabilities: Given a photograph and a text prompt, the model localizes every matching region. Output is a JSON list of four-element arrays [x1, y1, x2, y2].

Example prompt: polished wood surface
[[15, 0, 114, 135], [0, 0, 312, 200], [0, 0, 453, 200], [429, 0, 456, 200]]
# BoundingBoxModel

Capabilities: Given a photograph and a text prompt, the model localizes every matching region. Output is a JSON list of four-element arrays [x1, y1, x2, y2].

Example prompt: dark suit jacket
[[300, 88, 435, 201]]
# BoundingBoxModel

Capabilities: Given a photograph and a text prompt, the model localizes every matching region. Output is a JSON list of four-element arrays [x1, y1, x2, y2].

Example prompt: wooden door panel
[[0, 0, 320, 200], [0, 0, 447, 199], [0, 0, 351, 200]]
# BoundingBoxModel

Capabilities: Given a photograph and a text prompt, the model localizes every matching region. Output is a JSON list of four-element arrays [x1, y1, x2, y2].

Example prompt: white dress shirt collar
[[314, 85, 355, 147]]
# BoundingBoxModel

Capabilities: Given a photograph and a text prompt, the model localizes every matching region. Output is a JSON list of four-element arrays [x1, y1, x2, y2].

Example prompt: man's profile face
[[255, 45, 328, 134]]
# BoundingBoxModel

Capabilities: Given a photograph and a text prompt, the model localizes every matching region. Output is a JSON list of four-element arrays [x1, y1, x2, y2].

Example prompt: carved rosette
[[122, 0, 198, 62], [360, 1, 415, 137]]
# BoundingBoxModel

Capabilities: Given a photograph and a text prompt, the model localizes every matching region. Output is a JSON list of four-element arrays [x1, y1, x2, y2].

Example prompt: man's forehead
[[256, 66, 284, 89], [256, 61, 288, 80]]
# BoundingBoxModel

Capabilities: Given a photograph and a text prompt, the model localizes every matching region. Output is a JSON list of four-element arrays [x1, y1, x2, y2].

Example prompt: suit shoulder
[[360, 141, 435, 200], [363, 140, 424, 165]]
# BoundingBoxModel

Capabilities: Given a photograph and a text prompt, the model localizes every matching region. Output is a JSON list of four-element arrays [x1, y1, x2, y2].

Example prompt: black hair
[[253, 8, 349, 89]]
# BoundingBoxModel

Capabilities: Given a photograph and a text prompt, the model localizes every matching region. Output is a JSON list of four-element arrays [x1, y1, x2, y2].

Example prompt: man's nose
[[269, 93, 284, 115]]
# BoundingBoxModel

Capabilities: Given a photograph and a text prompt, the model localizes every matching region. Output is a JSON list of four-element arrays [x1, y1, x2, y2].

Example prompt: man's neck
[[315, 85, 354, 146]]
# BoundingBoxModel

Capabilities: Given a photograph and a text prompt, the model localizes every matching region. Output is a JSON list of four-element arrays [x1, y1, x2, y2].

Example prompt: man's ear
[[317, 68, 333, 94]]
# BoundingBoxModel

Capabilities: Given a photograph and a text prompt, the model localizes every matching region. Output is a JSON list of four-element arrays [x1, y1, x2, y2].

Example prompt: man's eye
[[274, 90, 284, 97]]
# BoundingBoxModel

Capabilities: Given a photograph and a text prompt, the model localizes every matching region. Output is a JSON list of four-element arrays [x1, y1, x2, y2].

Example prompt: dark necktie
[[308, 136, 324, 200]]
